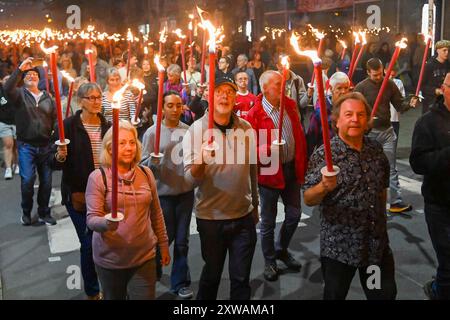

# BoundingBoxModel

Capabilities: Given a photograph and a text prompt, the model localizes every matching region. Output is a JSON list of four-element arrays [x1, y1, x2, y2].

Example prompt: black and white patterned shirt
[[303, 135, 390, 267]]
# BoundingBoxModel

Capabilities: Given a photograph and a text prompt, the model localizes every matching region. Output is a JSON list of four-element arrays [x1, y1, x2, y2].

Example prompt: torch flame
[[290, 34, 321, 65], [173, 28, 186, 39], [203, 20, 216, 53], [395, 37, 408, 49], [188, 21, 193, 31], [144, 47, 148, 55], [127, 29, 134, 42], [338, 39, 347, 49], [280, 55, 290, 69], [154, 54, 165, 73], [61, 71, 75, 83], [309, 25, 325, 39], [43, 61, 48, 68], [260, 36, 267, 42], [424, 34, 433, 44], [85, 48, 94, 55], [131, 79, 145, 91], [112, 84, 129, 109], [159, 27, 167, 44], [353, 31, 361, 45], [359, 31, 367, 45], [40, 42, 59, 54]]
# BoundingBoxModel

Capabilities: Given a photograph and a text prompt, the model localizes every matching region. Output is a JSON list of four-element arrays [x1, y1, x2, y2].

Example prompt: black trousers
[[196, 213, 257, 300], [321, 247, 397, 300]]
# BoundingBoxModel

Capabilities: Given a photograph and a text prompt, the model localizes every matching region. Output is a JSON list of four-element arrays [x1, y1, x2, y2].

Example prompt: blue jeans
[[196, 213, 257, 300], [368, 127, 402, 205], [17, 141, 53, 217], [66, 203, 100, 297], [157, 190, 194, 293], [259, 161, 301, 264], [425, 203, 450, 299]]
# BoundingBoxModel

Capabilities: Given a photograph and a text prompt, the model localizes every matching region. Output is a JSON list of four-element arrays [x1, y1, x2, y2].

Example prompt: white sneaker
[[14, 165, 19, 175], [4, 168, 13, 180]]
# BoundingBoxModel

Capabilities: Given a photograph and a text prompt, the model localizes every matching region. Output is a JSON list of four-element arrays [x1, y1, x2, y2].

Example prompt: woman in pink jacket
[[85, 120, 170, 300]]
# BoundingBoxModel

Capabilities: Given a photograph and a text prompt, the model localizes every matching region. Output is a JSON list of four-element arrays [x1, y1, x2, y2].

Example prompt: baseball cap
[[22, 67, 41, 80], [215, 76, 238, 91]]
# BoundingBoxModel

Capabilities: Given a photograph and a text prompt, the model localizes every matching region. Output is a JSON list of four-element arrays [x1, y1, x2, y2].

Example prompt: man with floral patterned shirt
[[303, 92, 397, 300]]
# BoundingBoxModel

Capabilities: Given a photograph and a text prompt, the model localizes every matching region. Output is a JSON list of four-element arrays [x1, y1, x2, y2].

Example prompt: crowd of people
[[0, 29, 449, 301]]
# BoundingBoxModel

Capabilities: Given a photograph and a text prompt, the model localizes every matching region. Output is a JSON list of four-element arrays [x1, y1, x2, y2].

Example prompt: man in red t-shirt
[[234, 71, 257, 119]]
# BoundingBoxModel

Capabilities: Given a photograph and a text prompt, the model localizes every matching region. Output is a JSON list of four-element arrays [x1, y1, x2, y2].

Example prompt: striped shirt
[[83, 123, 102, 169], [262, 96, 295, 163], [101, 91, 136, 123]]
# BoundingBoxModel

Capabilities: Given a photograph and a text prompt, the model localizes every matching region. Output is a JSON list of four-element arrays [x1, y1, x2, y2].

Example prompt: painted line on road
[[48, 256, 61, 262], [398, 175, 421, 195], [395, 270, 424, 289]]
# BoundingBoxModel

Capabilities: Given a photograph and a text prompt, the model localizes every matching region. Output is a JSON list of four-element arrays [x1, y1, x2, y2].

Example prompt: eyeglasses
[[82, 96, 102, 102]]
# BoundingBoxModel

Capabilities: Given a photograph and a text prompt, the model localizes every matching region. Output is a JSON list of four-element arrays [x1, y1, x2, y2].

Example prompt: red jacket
[[247, 94, 308, 189]]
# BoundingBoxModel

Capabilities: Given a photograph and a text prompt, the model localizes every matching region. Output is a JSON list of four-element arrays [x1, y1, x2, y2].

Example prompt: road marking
[[47, 217, 80, 254], [398, 175, 422, 195]]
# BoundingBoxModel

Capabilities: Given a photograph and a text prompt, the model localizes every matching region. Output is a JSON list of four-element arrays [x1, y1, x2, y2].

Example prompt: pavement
[[0, 105, 437, 300]]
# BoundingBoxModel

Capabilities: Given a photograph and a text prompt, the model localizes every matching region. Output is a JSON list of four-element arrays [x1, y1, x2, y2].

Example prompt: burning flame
[[61, 71, 75, 83], [196, 6, 217, 53], [359, 31, 367, 45], [353, 31, 361, 45], [85, 48, 94, 55], [280, 55, 290, 69], [112, 84, 129, 109], [127, 29, 134, 42], [43, 61, 48, 68], [290, 34, 321, 65], [159, 26, 167, 44], [395, 37, 408, 49], [338, 39, 347, 49], [260, 36, 267, 42], [188, 21, 193, 31], [154, 54, 165, 73], [131, 79, 145, 91], [173, 28, 186, 39], [423, 34, 433, 44], [144, 47, 148, 55], [309, 25, 325, 40], [40, 42, 58, 55]]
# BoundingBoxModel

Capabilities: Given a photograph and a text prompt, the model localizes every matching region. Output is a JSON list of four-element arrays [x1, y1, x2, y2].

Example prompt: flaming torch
[[107, 84, 129, 222], [274, 55, 289, 146], [131, 79, 146, 126], [348, 31, 367, 81], [152, 55, 165, 160], [41, 42, 70, 147], [291, 34, 339, 176], [415, 34, 432, 99], [173, 29, 188, 88], [348, 31, 361, 81], [85, 47, 96, 83], [309, 26, 325, 87], [338, 39, 347, 60]]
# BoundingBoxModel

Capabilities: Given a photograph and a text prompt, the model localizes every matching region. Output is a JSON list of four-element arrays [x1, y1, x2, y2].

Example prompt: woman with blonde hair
[[59, 53, 77, 78], [85, 120, 170, 300]]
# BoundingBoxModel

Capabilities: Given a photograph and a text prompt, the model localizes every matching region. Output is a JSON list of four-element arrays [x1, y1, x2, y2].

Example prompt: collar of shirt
[[262, 96, 279, 118], [237, 90, 249, 96]]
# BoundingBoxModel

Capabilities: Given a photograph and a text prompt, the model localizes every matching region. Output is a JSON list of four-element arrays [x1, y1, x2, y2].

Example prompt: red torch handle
[[315, 63, 334, 172], [208, 52, 215, 145], [349, 44, 365, 81], [88, 53, 96, 83], [111, 107, 119, 219], [341, 48, 346, 61], [415, 38, 431, 97], [371, 47, 401, 119], [154, 71, 165, 155], [310, 38, 324, 85], [126, 42, 131, 79], [201, 31, 207, 84], [65, 82, 74, 118], [181, 40, 188, 85], [50, 53, 65, 142], [348, 43, 361, 81], [278, 67, 288, 143], [134, 89, 144, 123]]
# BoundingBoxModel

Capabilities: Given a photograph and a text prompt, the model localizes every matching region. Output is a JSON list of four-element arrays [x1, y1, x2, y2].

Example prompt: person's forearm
[[304, 182, 328, 206]]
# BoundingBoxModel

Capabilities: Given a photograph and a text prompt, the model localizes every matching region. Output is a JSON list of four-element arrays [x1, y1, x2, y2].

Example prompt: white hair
[[329, 72, 350, 89], [167, 64, 181, 76], [259, 70, 281, 94]]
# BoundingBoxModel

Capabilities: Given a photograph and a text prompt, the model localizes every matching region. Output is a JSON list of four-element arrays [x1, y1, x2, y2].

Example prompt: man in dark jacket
[[354, 58, 418, 214], [421, 40, 450, 114], [4, 57, 57, 226], [410, 72, 450, 300]]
